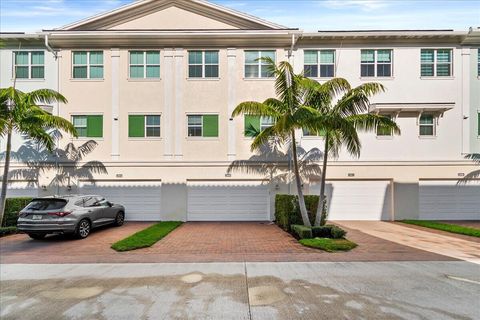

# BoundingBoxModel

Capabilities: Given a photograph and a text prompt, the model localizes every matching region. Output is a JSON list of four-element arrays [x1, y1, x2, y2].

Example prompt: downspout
[[44, 34, 58, 60]]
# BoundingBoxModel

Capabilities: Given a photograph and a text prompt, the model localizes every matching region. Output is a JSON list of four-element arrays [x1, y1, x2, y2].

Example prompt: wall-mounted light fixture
[[41, 185, 47, 191], [67, 185, 72, 191], [116, 174, 123, 178], [225, 173, 232, 177], [458, 173, 465, 177], [348, 173, 355, 177]]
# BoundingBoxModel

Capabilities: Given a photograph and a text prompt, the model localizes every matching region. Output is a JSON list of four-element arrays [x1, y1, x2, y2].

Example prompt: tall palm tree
[[231, 58, 320, 227], [0, 87, 77, 224], [303, 78, 401, 226]]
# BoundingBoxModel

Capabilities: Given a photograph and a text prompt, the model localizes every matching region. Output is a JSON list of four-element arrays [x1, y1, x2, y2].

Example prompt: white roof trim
[[370, 103, 454, 113], [57, 0, 287, 31]]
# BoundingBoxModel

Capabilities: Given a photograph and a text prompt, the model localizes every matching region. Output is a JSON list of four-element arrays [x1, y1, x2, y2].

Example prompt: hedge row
[[274, 194, 319, 231], [2, 197, 33, 227]]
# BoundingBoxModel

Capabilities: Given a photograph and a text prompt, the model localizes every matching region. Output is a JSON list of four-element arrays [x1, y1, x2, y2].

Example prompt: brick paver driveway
[[0, 221, 454, 264]]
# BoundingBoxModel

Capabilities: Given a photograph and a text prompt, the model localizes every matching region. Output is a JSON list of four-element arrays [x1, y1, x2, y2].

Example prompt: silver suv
[[17, 195, 125, 240]]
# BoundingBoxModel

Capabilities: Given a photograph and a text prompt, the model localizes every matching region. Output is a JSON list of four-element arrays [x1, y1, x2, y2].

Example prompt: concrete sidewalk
[[335, 221, 480, 264], [1, 262, 479, 320]]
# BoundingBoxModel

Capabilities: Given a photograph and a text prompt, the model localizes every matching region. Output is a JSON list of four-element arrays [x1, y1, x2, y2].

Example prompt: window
[[245, 50, 275, 78], [129, 51, 160, 79], [13, 51, 44, 79], [302, 128, 326, 137], [72, 115, 103, 138], [128, 115, 161, 138], [304, 50, 335, 78], [376, 115, 393, 137], [187, 115, 218, 137], [244, 116, 275, 137], [421, 49, 452, 77], [72, 51, 104, 79], [188, 51, 219, 78], [361, 49, 392, 77], [419, 114, 435, 136]]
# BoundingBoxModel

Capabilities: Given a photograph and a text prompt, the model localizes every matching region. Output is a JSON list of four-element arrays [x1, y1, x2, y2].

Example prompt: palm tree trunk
[[291, 130, 311, 227], [314, 133, 329, 226], [0, 129, 13, 226]]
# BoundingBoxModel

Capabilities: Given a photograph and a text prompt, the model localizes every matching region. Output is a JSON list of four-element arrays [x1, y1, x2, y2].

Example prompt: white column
[[461, 47, 471, 155], [174, 48, 184, 160], [163, 49, 175, 159], [111, 48, 120, 160], [227, 48, 237, 161]]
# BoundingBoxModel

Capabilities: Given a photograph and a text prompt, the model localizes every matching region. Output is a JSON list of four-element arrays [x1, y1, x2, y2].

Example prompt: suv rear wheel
[[28, 233, 46, 240], [75, 219, 91, 239]]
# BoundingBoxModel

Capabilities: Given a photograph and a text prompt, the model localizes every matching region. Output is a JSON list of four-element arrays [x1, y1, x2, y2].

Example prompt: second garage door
[[79, 181, 162, 221], [187, 181, 270, 221], [309, 180, 393, 220]]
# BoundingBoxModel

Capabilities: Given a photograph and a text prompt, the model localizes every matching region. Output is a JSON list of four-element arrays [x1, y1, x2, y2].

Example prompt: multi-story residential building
[[1, 0, 479, 221]]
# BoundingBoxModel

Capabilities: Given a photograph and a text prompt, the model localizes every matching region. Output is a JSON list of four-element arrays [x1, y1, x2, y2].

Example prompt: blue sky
[[1, 0, 479, 32]]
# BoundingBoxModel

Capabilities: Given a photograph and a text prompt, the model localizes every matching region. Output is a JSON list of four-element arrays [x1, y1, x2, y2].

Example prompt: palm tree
[[458, 153, 480, 184], [231, 58, 320, 227], [303, 78, 401, 226], [0, 87, 77, 224]]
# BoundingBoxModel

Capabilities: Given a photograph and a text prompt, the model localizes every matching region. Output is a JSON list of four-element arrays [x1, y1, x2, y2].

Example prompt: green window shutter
[[202, 115, 219, 137], [129, 115, 145, 137], [86, 115, 103, 138], [244, 115, 261, 137]]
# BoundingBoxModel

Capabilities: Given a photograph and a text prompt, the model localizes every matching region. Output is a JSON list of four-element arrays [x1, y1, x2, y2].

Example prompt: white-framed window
[[361, 49, 393, 77], [376, 114, 393, 137], [260, 117, 275, 131], [13, 51, 45, 79], [72, 116, 87, 137], [129, 51, 160, 79], [421, 49, 452, 77], [304, 50, 335, 78], [188, 51, 219, 78], [244, 50, 276, 78], [72, 51, 104, 79], [419, 114, 435, 136], [187, 115, 203, 137], [145, 115, 161, 137], [302, 128, 326, 137]]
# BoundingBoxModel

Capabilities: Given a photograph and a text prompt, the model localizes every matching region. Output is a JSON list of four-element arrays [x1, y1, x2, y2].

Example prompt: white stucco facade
[[1, 0, 479, 221]]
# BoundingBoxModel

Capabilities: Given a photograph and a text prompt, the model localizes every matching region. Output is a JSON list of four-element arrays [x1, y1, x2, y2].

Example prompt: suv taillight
[[48, 211, 72, 217]]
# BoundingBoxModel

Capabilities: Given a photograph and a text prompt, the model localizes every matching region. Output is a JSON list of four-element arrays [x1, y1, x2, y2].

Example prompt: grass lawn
[[401, 220, 480, 238], [299, 238, 358, 252], [111, 221, 182, 252]]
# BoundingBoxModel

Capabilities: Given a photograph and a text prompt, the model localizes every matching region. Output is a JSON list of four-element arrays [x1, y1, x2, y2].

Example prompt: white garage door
[[5, 182, 38, 198], [80, 181, 162, 221], [310, 180, 392, 220], [420, 180, 480, 220], [187, 181, 270, 221]]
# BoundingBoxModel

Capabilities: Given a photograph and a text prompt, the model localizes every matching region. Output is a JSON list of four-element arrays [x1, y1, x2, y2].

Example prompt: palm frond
[[231, 101, 280, 118], [348, 114, 401, 135]]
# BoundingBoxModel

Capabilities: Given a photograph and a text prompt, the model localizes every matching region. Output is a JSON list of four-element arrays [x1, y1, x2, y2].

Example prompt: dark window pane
[[205, 65, 219, 78], [260, 65, 273, 78], [421, 64, 434, 77], [361, 64, 375, 77], [188, 127, 202, 137], [436, 64, 451, 76], [189, 65, 202, 78], [420, 126, 434, 136], [245, 65, 258, 78], [146, 115, 160, 126], [320, 65, 334, 77], [304, 65, 318, 77], [15, 66, 29, 78], [25, 199, 67, 211], [73, 66, 88, 78], [377, 64, 391, 77], [31, 66, 44, 78], [146, 127, 160, 137]]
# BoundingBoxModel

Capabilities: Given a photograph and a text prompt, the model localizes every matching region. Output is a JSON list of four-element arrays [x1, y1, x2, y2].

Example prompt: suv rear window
[[25, 199, 67, 211]]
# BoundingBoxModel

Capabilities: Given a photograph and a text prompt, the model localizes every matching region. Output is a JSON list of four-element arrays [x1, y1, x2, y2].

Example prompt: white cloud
[[321, 0, 389, 11]]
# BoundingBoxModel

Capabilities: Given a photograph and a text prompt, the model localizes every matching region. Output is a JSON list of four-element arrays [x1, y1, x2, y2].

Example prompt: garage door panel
[[310, 180, 392, 220], [187, 182, 269, 221], [420, 180, 480, 220], [80, 181, 162, 221]]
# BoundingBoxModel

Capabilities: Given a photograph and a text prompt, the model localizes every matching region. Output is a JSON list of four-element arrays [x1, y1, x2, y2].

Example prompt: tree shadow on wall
[[1, 131, 107, 190], [458, 153, 480, 184]]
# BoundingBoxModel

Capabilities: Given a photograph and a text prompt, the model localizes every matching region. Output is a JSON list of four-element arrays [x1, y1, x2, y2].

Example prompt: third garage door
[[187, 181, 270, 221], [309, 180, 393, 220]]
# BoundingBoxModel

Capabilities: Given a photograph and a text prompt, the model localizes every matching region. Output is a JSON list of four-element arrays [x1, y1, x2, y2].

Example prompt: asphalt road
[[1, 261, 479, 320]]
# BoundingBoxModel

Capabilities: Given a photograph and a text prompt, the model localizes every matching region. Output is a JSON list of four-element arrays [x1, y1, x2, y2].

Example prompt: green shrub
[[274, 194, 319, 230], [300, 238, 357, 252], [291, 224, 313, 239], [312, 225, 347, 239], [0, 226, 18, 237], [3, 197, 33, 227]]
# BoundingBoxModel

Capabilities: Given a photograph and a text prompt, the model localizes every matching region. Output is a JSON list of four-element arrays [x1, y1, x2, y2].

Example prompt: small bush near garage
[[0, 227, 18, 237], [312, 225, 346, 239], [291, 224, 313, 239], [274, 194, 319, 231], [3, 197, 33, 227], [111, 221, 183, 252]]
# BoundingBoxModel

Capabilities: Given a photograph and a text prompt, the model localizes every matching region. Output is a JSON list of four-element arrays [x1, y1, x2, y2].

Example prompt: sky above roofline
[[0, 0, 479, 32]]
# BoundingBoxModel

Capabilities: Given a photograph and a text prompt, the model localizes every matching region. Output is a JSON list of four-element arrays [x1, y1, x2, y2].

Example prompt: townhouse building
[[1, 0, 479, 222]]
